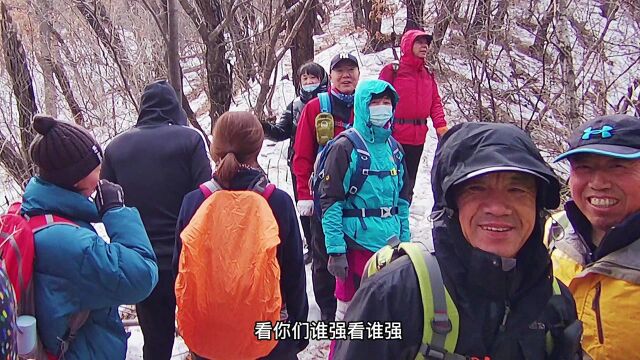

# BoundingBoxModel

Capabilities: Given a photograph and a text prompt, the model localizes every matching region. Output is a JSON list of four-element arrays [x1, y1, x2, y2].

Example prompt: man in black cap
[[547, 114, 640, 359], [334, 122, 582, 359], [292, 52, 360, 321], [101, 81, 212, 360]]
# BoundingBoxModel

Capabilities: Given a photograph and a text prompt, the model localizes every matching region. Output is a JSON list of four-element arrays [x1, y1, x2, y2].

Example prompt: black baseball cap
[[555, 114, 640, 161], [330, 52, 359, 72]]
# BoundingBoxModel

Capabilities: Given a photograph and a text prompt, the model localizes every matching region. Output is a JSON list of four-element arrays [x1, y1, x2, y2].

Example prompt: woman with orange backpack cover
[[173, 111, 309, 359]]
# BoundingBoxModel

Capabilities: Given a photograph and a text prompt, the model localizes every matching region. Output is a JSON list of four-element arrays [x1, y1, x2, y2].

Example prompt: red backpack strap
[[199, 179, 222, 199], [250, 177, 276, 201], [27, 214, 78, 233], [262, 184, 276, 201]]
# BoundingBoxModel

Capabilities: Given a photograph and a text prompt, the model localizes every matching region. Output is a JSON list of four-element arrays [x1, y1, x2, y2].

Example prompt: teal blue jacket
[[21, 177, 158, 360], [319, 79, 411, 254]]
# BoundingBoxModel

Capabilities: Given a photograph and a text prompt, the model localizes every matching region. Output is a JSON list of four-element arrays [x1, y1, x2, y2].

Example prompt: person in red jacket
[[292, 52, 359, 321], [379, 30, 448, 200]]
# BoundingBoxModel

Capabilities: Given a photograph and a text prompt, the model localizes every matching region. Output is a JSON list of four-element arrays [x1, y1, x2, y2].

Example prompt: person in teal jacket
[[318, 79, 411, 321], [21, 115, 159, 360]]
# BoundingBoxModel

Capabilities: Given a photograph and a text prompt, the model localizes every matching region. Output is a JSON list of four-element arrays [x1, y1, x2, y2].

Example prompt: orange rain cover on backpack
[[175, 189, 281, 360]]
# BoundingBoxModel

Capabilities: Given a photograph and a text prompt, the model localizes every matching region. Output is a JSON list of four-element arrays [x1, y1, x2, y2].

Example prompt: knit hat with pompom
[[29, 115, 103, 189]]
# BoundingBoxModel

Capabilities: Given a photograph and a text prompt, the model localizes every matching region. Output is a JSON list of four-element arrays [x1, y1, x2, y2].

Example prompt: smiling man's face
[[456, 171, 538, 258], [569, 154, 640, 239]]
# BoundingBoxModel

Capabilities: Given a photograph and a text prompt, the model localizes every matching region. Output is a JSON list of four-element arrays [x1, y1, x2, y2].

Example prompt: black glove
[[95, 180, 124, 217], [328, 254, 349, 280]]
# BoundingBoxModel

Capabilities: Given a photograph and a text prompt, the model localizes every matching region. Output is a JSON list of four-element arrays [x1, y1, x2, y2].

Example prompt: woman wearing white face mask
[[262, 62, 329, 264], [317, 79, 412, 325]]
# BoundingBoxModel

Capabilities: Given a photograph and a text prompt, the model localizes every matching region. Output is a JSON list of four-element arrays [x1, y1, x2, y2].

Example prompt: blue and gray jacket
[[319, 79, 411, 255]]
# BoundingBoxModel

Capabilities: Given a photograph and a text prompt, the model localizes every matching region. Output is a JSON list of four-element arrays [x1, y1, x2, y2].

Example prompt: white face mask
[[369, 104, 393, 127], [302, 83, 320, 93]]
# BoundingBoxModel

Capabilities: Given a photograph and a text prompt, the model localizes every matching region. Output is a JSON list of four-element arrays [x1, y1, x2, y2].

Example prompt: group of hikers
[[0, 29, 637, 360]]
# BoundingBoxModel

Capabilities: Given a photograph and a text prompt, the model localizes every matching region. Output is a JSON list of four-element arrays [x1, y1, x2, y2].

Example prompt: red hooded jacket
[[292, 90, 354, 200], [379, 30, 447, 145]]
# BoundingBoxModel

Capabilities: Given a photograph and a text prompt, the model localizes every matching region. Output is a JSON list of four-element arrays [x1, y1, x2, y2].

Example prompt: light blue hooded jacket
[[319, 79, 411, 254]]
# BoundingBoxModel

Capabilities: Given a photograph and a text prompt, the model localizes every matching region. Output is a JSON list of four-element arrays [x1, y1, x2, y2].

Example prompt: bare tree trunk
[[363, 0, 393, 53], [180, 0, 235, 123], [285, 0, 316, 94], [468, 0, 490, 43], [555, 0, 579, 129], [404, 0, 425, 33], [37, 54, 58, 117], [30, 0, 57, 116], [253, 0, 314, 118], [530, 0, 554, 59], [167, 0, 182, 105], [32, 0, 85, 125], [0, 2, 36, 185], [51, 61, 85, 126], [74, 0, 139, 111], [351, 0, 366, 28], [431, 0, 461, 58]]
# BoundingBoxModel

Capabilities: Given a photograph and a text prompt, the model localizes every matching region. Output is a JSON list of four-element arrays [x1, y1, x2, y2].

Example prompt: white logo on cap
[[93, 145, 103, 163]]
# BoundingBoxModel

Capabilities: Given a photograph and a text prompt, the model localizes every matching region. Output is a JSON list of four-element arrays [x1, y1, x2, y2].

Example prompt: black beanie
[[29, 115, 103, 189]]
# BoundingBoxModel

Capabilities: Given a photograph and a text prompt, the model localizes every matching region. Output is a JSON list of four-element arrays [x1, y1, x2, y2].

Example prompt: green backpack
[[363, 239, 563, 360]]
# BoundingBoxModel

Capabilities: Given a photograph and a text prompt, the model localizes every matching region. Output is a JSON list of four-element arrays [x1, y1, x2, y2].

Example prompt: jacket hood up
[[136, 80, 187, 126], [430, 122, 561, 301], [400, 29, 431, 68], [353, 79, 399, 144]]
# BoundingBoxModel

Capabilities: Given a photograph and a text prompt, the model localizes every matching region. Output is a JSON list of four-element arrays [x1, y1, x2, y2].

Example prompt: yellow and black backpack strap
[[544, 211, 571, 250], [544, 277, 564, 356], [315, 92, 334, 146], [363, 238, 463, 360]]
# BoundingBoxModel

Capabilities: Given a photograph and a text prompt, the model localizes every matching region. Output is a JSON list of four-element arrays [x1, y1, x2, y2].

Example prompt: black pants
[[136, 270, 176, 360], [290, 168, 312, 248], [310, 215, 336, 320], [401, 143, 425, 201]]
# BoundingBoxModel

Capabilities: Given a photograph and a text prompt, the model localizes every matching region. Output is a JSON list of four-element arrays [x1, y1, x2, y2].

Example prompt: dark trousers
[[290, 168, 312, 252], [401, 143, 425, 201], [136, 270, 176, 360], [310, 215, 336, 320]]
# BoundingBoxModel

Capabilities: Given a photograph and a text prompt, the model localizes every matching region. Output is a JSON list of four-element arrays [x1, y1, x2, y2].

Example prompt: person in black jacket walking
[[334, 123, 583, 360], [101, 80, 212, 360], [262, 62, 329, 264], [173, 111, 308, 359]]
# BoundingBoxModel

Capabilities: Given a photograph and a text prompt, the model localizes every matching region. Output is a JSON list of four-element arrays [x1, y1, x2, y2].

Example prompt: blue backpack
[[311, 127, 403, 219]]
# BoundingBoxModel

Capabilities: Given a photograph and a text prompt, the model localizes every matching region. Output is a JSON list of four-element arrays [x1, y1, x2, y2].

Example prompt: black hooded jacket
[[262, 69, 329, 165], [101, 81, 212, 270], [334, 123, 582, 360]]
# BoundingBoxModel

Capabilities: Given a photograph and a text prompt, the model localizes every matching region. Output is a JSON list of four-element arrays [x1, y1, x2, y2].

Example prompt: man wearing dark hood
[[334, 123, 583, 359], [101, 80, 212, 360]]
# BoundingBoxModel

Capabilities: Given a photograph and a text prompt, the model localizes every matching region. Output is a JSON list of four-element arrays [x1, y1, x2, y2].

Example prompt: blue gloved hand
[[328, 254, 348, 280]]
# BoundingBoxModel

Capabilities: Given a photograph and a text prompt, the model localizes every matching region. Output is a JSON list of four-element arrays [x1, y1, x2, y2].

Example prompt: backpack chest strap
[[342, 206, 398, 218], [360, 168, 398, 177], [395, 118, 428, 126]]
